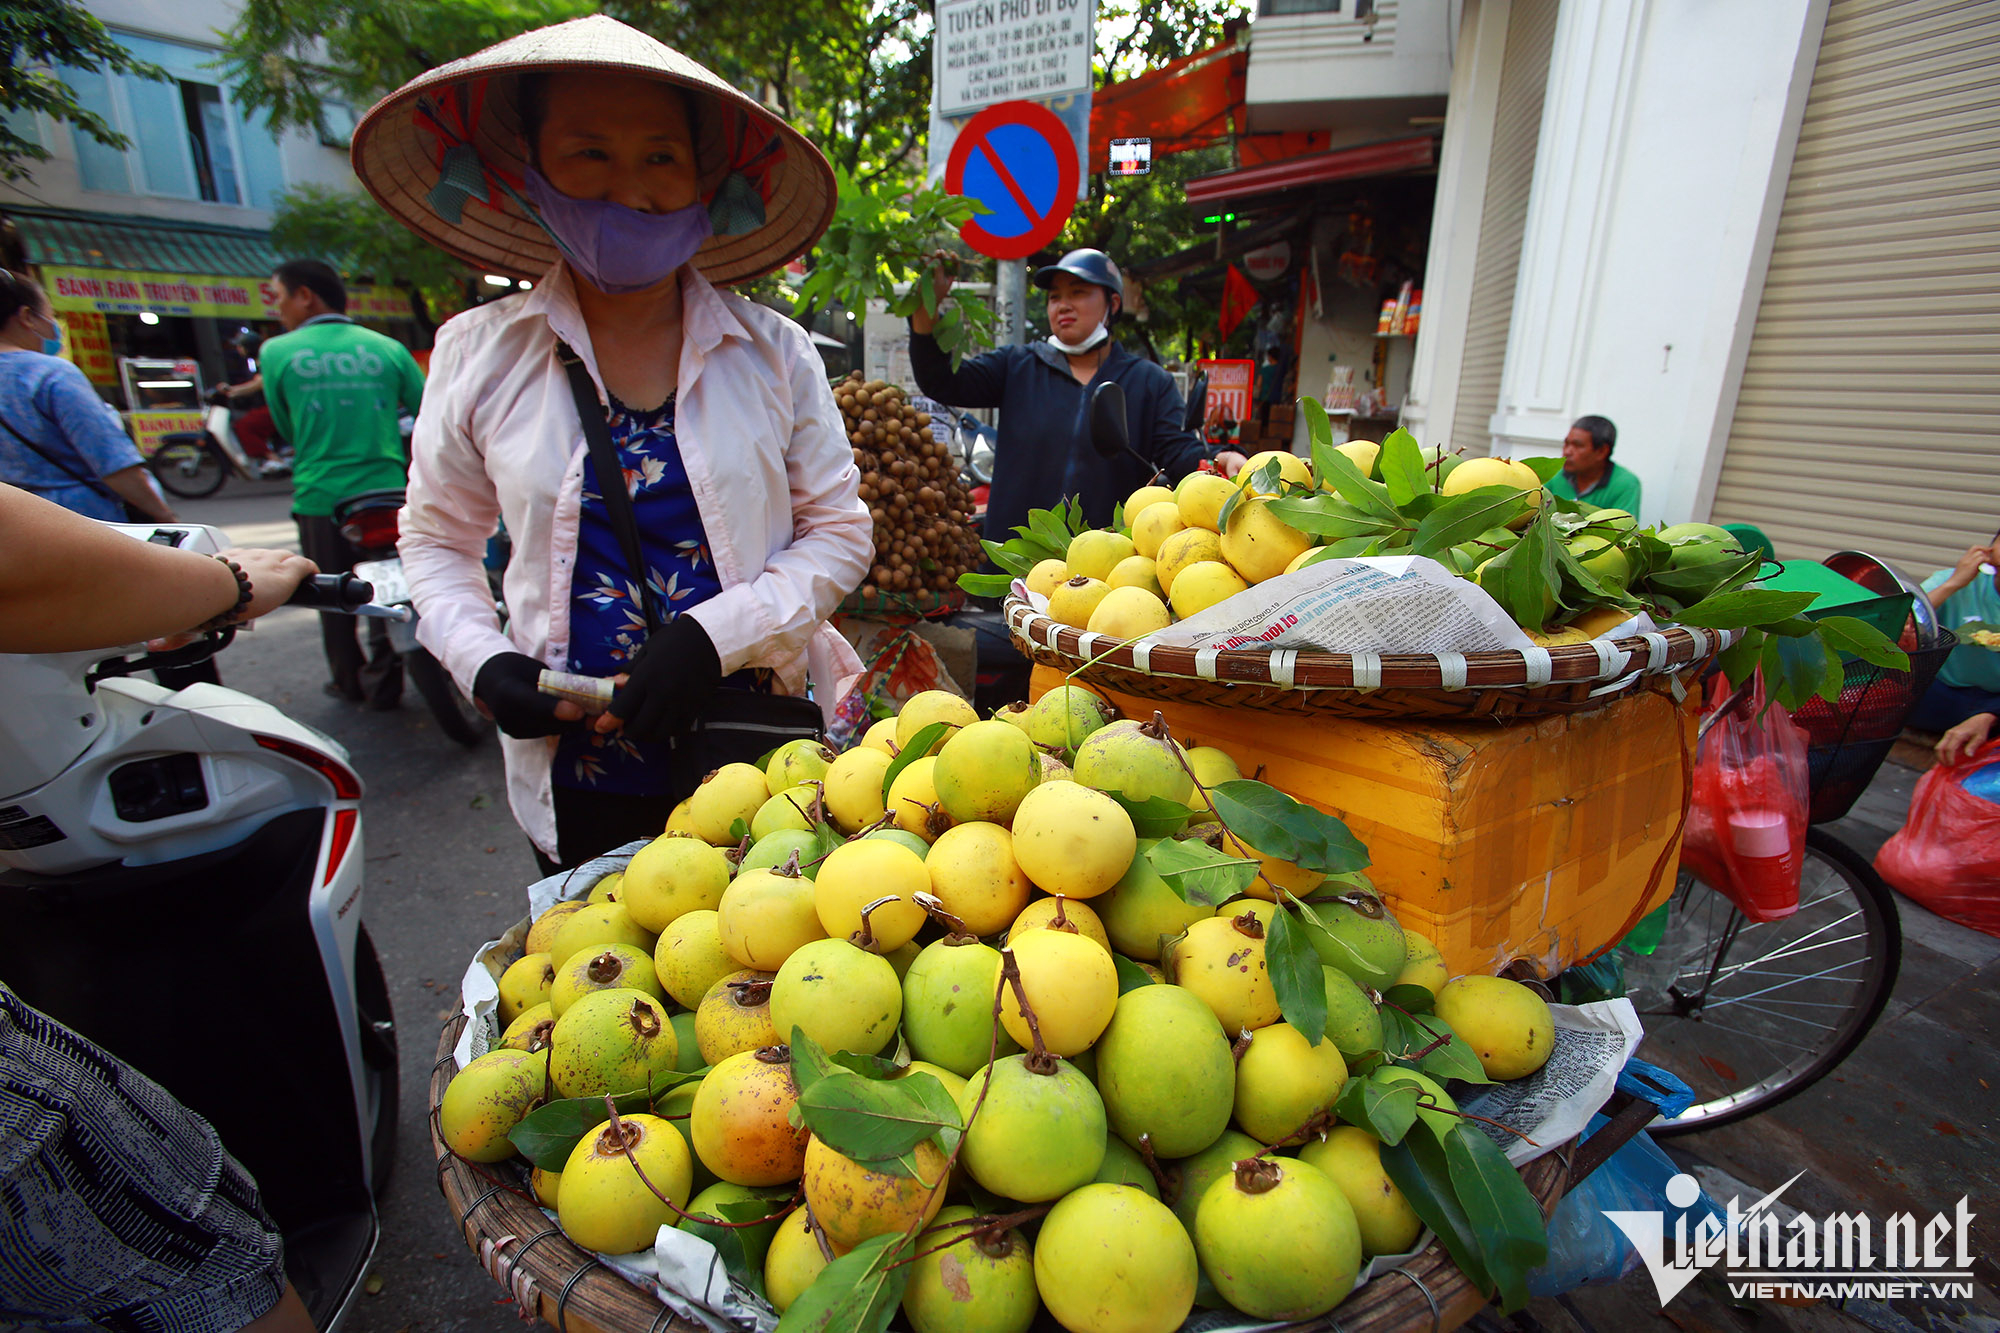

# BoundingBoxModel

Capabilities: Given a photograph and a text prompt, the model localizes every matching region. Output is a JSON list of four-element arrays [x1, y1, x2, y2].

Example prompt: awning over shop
[[1184, 135, 1436, 206], [1087, 40, 1329, 176], [11, 207, 283, 277]]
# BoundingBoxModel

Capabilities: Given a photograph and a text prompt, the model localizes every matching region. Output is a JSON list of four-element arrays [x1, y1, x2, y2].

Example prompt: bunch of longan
[[837, 371, 980, 595]]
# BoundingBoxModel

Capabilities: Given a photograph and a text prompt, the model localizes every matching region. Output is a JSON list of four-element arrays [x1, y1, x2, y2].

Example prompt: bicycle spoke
[[1705, 1000, 1840, 1032]]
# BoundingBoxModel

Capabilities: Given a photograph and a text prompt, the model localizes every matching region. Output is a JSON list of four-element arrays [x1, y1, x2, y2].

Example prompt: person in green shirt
[[262, 258, 425, 707], [1547, 414, 1643, 515], [1911, 532, 2000, 749]]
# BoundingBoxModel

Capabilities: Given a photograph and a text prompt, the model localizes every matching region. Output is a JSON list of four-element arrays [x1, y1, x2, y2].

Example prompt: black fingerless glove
[[608, 616, 723, 744], [473, 651, 574, 739]]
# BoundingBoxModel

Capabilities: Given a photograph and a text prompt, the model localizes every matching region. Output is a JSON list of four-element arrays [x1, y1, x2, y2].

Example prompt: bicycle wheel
[[405, 646, 488, 747], [150, 439, 227, 498], [1624, 829, 1900, 1135]]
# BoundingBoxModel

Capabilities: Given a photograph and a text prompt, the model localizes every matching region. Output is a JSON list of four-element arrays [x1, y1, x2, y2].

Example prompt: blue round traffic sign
[[944, 101, 1079, 261]]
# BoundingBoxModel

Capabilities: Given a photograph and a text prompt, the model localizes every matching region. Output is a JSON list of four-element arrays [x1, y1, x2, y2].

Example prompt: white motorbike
[[0, 520, 401, 1331]]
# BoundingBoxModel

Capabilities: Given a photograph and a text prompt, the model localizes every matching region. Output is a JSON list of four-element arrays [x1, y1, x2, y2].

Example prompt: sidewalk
[[1516, 753, 2000, 1333]]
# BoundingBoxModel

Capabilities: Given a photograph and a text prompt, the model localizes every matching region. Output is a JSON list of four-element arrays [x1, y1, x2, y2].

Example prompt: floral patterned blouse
[[553, 393, 752, 794]]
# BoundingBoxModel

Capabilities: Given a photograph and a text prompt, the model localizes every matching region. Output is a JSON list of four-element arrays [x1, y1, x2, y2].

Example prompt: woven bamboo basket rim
[[1005, 595, 1737, 695], [432, 1015, 1572, 1333]]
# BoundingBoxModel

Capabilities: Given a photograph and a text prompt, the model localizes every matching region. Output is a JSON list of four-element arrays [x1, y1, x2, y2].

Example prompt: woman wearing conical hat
[[352, 16, 869, 870]]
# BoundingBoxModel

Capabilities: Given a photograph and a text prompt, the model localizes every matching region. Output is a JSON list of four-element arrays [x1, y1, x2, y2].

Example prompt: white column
[[1401, 0, 1511, 448]]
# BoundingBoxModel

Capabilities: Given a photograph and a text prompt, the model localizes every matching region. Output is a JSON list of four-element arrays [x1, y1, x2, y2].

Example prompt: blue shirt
[[0, 351, 144, 520], [554, 394, 735, 794], [1923, 569, 2000, 693]]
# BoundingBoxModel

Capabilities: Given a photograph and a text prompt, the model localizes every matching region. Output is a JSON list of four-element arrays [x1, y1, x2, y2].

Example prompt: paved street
[[181, 483, 2000, 1333]]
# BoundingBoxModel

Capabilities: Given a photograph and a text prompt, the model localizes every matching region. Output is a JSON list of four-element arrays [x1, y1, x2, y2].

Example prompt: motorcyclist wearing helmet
[[909, 249, 1248, 543]]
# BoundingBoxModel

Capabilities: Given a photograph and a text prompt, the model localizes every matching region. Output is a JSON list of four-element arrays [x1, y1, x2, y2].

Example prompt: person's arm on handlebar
[[0, 484, 317, 653]]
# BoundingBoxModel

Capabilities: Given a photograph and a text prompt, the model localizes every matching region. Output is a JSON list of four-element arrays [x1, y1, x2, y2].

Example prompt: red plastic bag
[[1681, 674, 1811, 923], [1875, 740, 2000, 937]]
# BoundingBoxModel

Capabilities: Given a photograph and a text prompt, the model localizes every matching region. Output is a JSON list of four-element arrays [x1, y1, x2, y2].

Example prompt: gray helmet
[[1032, 248, 1123, 296]]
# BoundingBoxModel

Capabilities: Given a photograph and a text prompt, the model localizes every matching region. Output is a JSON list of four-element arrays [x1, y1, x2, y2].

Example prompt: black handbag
[[553, 342, 823, 789]]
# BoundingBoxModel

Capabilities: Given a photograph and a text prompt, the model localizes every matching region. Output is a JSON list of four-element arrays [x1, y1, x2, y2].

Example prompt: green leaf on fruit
[[1382, 1126, 1496, 1296], [1444, 1125, 1550, 1311], [1333, 1074, 1420, 1146], [1515, 455, 1564, 483], [1377, 428, 1429, 506], [788, 1025, 840, 1097], [1380, 983, 1437, 1014], [830, 1050, 905, 1079], [882, 722, 948, 799], [1113, 953, 1155, 994], [1266, 907, 1328, 1046], [728, 817, 751, 842], [958, 572, 1015, 597], [1311, 443, 1401, 522], [506, 1086, 651, 1171], [1639, 548, 1762, 604], [1144, 837, 1259, 907], [1671, 587, 1817, 629], [1405, 1013, 1493, 1085], [1109, 792, 1194, 838], [1265, 494, 1405, 541], [1812, 614, 1910, 670], [774, 1232, 910, 1333], [1410, 487, 1528, 559], [794, 1047, 961, 1172], [1207, 780, 1370, 875]]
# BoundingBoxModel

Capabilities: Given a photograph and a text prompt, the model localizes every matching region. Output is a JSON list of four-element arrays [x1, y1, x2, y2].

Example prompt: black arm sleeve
[[1142, 373, 1211, 484], [908, 329, 1010, 409]]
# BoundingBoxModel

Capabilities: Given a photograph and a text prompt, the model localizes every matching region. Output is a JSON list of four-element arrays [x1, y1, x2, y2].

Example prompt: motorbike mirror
[[1089, 382, 1129, 459]]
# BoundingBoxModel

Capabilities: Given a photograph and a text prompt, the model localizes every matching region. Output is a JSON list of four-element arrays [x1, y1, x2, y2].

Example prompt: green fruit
[[1232, 1022, 1347, 1145], [766, 738, 835, 791], [549, 943, 663, 1017], [1298, 1127, 1423, 1256], [1034, 1185, 1196, 1333], [1369, 1065, 1459, 1138], [654, 909, 737, 1010], [956, 1056, 1106, 1202], [669, 1012, 702, 1071], [1096, 840, 1213, 962], [902, 1206, 1039, 1333], [1301, 896, 1406, 990], [621, 835, 733, 933], [738, 828, 822, 879], [681, 1181, 787, 1272], [559, 1112, 692, 1254], [1322, 967, 1383, 1059], [1568, 534, 1632, 593], [770, 937, 902, 1056], [1094, 984, 1236, 1159], [440, 1047, 547, 1162], [750, 784, 822, 841], [864, 827, 934, 859], [933, 720, 1042, 825], [548, 987, 679, 1100], [1093, 1135, 1162, 1198], [902, 939, 1020, 1076], [1194, 1157, 1362, 1319], [1656, 521, 1743, 570], [657, 1080, 719, 1195], [1071, 717, 1195, 810], [1167, 1130, 1263, 1233], [1025, 685, 1117, 757]]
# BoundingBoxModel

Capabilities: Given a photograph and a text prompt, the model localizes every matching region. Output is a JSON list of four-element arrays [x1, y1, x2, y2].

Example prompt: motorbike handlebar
[[288, 572, 375, 610]]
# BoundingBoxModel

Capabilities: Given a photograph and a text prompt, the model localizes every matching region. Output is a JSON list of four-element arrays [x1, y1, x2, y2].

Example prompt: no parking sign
[[944, 100, 1080, 261]]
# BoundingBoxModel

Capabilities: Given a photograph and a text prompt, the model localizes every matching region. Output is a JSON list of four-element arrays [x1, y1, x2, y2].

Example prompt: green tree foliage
[[0, 0, 165, 182], [268, 184, 470, 329]]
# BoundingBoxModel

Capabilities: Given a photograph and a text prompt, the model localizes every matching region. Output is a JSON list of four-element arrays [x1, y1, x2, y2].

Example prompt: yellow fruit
[[1048, 576, 1113, 629], [497, 952, 555, 1026], [1220, 499, 1313, 584], [1153, 527, 1225, 595], [1232, 1021, 1348, 1144], [549, 942, 662, 1016], [897, 690, 980, 754], [1034, 1185, 1196, 1333], [1217, 831, 1323, 902], [1569, 604, 1636, 640], [1433, 975, 1556, 1080], [814, 838, 931, 950], [885, 754, 954, 844], [803, 1136, 949, 1251], [531, 1165, 561, 1210], [1130, 502, 1186, 560], [1009, 781, 1138, 899], [1007, 895, 1111, 954], [690, 1047, 809, 1187], [548, 987, 679, 1101], [751, 784, 822, 841], [501, 1002, 556, 1052], [765, 1209, 838, 1313], [1393, 932, 1449, 995], [766, 738, 835, 791], [621, 834, 732, 933], [654, 909, 738, 1009], [1025, 558, 1070, 598], [1175, 471, 1236, 533], [440, 1047, 547, 1162], [1087, 585, 1172, 639], [695, 969, 781, 1064], [717, 865, 826, 970], [558, 1113, 693, 1254], [1124, 484, 1176, 518], [902, 1205, 1038, 1333], [524, 900, 586, 956], [1284, 545, 1328, 575], [1185, 746, 1241, 787], [548, 901, 655, 971], [1441, 456, 1545, 529], [927, 823, 1033, 936], [665, 799, 698, 836], [1067, 529, 1137, 582], [684, 763, 770, 846], [1194, 1157, 1361, 1320], [1105, 554, 1164, 598], [587, 870, 622, 904], [861, 716, 901, 756], [1095, 844, 1211, 962], [1235, 449, 1311, 493], [1172, 911, 1281, 1034], [933, 720, 1041, 826], [1167, 561, 1250, 619], [822, 746, 893, 833], [1298, 1127, 1424, 1256], [1334, 439, 1380, 479]]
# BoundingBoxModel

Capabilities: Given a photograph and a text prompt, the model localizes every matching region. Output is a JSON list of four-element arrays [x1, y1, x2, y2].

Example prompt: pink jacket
[[399, 263, 871, 856]]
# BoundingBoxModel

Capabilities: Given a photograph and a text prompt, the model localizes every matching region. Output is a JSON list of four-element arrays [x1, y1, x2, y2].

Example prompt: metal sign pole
[[998, 259, 1027, 348]]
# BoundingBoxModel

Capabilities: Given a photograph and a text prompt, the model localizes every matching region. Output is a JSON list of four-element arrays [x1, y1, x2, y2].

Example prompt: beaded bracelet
[[195, 556, 253, 633]]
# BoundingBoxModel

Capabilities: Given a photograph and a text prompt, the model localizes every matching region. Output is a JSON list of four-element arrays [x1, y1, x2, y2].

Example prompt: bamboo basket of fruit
[[966, 410, 1904, 723], [431, 688, 1629, 1333]]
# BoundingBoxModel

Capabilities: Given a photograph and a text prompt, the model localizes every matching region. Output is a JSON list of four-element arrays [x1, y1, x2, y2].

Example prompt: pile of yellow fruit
[[438, 686, 1560, 1332]]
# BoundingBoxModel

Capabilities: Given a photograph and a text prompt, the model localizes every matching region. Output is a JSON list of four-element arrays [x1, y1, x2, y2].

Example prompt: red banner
[[1219, 264, 1258, 340]]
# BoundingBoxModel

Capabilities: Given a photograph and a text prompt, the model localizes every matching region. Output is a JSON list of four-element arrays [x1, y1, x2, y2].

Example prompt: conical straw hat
[[349, 14, 836, 287]]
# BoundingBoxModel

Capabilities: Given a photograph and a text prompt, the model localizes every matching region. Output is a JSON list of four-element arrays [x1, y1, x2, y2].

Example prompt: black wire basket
[[1791, 630, 1957, 824]]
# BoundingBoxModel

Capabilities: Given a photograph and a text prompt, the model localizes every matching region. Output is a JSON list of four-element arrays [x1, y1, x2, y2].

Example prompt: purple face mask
[[523, 167, 713, 295]]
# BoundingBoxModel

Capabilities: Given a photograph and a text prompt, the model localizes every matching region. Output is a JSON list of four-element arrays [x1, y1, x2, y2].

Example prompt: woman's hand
[[218, 547, 319, 624], [1212, 450, 1248, 479], [1936, 712, 1996, 765], [908, 264, 956, 338], [474, 651, 585, 738], [1935, 543, 1996, 606], [595, 616, 722, 743]]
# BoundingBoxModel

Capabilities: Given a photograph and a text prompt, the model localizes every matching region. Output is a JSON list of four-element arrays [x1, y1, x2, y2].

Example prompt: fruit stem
[[1230, 1029, 1254, 1063], [1232, 1156, 1283, 1194], [1259, 1108, 1337, 1154], [1140, 710, 1172, 741], [731, 833, 752, 867], [1230, 910, 1266, 940], [600, 1094, 711, 1226], [913, 891, 978, 944], [586, 951, 622, 983], [1135, 1132, 1175, 1200], [754, 1044, 791, 1065], [997, 945, 1057, 1074], [729, 978, 774, 1008], [776, 850, 803, 879], [802, 1198, 838, 1263], [853, 894, 900, 950], [886, 1206, 1051, 1272], [1049, 895, 1073, 932]]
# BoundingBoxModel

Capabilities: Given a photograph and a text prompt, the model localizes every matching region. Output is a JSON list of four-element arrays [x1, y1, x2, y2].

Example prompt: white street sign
[[934, 0, 1096, 119]]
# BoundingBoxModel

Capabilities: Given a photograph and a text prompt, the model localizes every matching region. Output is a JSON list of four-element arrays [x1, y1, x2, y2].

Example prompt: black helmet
[[1032, 248, 1123, 296]]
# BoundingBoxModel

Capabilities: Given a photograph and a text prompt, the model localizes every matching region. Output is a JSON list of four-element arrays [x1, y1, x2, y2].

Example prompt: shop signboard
[[43, 266, 409, 324], [935, 0, 1095, 118], [1243, 240, 1292, 283], [1196, 358, 1256, 438], [126, 410, 205, 458], [1109, 137, 1151, 176], [54, 310, 116, 386]]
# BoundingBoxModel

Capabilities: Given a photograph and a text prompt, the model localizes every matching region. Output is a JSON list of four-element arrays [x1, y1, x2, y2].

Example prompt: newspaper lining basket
[[1005, 595, 1736, 721], [431, 1014, 1572, 1333]]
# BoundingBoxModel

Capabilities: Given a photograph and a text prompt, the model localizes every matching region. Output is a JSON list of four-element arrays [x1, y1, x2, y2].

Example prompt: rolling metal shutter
[[1712, 0, 2000, 574], [1450, 0, 1557, 457]]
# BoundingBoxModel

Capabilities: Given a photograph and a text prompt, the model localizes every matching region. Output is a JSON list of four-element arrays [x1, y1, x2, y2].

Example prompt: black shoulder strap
[[554, 340, 664, 634], [0, 412, 119, 501]]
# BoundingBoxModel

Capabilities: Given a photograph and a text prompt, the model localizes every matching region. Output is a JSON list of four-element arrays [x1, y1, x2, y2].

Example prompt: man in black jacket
[[909, 249, 1247, 542]]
